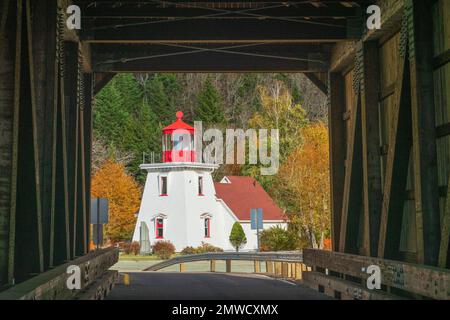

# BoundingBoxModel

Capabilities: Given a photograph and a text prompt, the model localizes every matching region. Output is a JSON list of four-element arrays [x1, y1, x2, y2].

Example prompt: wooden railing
[[0, 248, 119, 300], [302, 249, 450, 300], [144, 251, 308, 280], [143, 249, 450, 300]]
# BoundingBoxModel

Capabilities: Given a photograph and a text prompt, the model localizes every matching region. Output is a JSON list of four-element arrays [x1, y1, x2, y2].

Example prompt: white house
[[132, 112, 287, 252]]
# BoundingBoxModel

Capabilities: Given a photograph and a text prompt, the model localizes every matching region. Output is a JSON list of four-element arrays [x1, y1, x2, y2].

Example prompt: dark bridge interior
[[0, 0, 449, 299]]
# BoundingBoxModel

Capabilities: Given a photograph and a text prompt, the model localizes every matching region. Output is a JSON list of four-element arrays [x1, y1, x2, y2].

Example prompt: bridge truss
[[0, 0, 449, 299]]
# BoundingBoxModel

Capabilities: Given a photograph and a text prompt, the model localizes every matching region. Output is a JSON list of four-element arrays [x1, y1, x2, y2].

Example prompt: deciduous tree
[[278, 123, 330, 249], [91, 160, 141, 242]]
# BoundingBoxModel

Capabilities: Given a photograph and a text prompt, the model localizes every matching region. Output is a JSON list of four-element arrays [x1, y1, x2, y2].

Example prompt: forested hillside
[[93, 73, 330, 247]]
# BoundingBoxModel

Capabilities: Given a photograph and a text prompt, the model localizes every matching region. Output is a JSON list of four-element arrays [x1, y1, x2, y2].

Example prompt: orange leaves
[[278, 123, 330, 238], [91, 160, 141, 242]]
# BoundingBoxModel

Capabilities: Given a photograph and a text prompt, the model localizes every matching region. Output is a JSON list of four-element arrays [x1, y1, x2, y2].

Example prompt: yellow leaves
[[249, 82, 308, 160], [278, 123, 330, 233], [91, 160, 141, 242]]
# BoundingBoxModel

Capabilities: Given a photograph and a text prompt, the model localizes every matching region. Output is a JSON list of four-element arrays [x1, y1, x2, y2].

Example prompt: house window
[[198, 176, 203, 195], [204, 218, 210, 238], [156, 218, 164, 238], [160, 176, 167, 196]]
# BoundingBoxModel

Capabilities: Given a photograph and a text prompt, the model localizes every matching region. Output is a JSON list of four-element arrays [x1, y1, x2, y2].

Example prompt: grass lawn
[[119, 254, 160, 261], [119, 253, 180, 261]]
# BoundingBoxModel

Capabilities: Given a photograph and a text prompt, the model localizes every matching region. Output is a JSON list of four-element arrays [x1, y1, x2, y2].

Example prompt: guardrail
[[302, 249, 450, 300], [0, 248, 119, 300], [144, 251, 307, 280]]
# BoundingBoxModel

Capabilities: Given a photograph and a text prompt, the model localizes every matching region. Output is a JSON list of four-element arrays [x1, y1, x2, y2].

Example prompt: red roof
[[214, 176, 287, 221], [162, 111, 194, 134]]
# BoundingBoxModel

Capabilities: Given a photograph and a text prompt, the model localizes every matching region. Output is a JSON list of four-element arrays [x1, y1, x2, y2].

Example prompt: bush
[[229, 222, 247, 252], [122, 242, 131, 254], [197, 242, 223, 253], [180, 243, 224, 255], [180, 246, 197, 255], [152, 240, 176, 259], [259, 226, 299, 252], [129, 241, 140, 255]]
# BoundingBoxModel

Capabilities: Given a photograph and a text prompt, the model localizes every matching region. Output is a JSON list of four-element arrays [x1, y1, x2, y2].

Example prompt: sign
[[91, 198, 109, 248], [90, 198, 109, 224], [250, 208, 263, 230]]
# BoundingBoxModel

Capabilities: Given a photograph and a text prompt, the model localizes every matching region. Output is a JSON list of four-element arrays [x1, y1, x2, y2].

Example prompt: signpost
[[250, 208, 263, 252], [91, 198, 109, 249]]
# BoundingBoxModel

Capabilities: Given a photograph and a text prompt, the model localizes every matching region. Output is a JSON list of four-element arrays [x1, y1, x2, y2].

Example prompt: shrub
[[323, 238, 332, 251], [259, 226, 299, 252], [152, 240, 175, 259], [229, 222, 247, 252], [180, 246, 197, 255], [180, 243, 224, 255], [122, 242, 131, 254], [129, 241, 140, 255], [197, 242, 223, 253]]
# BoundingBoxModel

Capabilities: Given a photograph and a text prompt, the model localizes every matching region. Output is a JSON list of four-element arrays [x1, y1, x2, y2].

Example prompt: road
[[106, 272, 331, 300]]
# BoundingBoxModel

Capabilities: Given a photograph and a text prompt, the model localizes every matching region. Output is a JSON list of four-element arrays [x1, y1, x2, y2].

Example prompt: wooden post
[[281, 262, 288, 277], [360, 41, 382, 257], [253, 261, 261, 273], [179, 263, 185, 273], [83, 74, 93, 253], [225, 260, 231, 273], [438, 171, 450, 268], [339, 90, 364, 254], [409, 0, 441, 266], [295, 263, 302, 280], [328, 72, 347, 251], [378, 53, 413, 260], [266, 261, 274, 274], [275, 262, 282, 275], [210, 260, 216, 272]]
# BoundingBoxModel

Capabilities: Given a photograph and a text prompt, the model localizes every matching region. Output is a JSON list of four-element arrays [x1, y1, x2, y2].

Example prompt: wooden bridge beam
[[378, 53, 412, 260], [339, 91, 363, 254], [81, 19, 354, 44], [408, 0, 441, 266], [91, 44, 330, 73], [360, 41, 382, 257], [328, 73, 346, 251]]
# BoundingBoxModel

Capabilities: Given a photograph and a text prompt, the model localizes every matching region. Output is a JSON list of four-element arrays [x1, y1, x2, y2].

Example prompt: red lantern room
[[162, 111, 196, 163]]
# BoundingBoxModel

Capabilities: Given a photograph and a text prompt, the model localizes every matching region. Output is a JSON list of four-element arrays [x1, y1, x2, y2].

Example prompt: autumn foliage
[[278, 123, 330, 249], [91, 160, 141, 242]]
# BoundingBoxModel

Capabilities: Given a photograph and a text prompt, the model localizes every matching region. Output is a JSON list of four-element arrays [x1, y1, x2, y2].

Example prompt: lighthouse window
[[173, 133, 191, 151], [156, 218, 164, 239], [204, 218, 210, 238], [160, 176, 167, 195], [198, 176, 203, 195]]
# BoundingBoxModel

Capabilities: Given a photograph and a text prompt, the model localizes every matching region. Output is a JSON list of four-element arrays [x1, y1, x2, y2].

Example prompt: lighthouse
[[132, 111, 288, 252], [132, 111, 221, 252]]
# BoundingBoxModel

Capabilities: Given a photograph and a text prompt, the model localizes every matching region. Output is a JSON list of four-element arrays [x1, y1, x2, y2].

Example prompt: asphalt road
[[106, 272, 332, 300]]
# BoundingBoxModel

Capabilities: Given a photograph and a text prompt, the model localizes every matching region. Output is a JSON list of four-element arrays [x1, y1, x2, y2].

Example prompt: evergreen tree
[[195, 78, 226, 125], [143, 74, 176, 124], [229, 222, 247, 252], [94, 76, 130, 146], [94, 74, 162, 181]]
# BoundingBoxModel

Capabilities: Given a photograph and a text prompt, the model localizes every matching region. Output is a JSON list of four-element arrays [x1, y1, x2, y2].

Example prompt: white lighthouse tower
[[132, 111, 221, 252]]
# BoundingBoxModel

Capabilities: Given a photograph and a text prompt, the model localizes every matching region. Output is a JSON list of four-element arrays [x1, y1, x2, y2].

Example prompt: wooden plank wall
[[0, 0, 16, 288], [0, 0, 94, 289], [379, 32, 417, 261], [433, 0, 450, 269], [332, 1, 450, 268]]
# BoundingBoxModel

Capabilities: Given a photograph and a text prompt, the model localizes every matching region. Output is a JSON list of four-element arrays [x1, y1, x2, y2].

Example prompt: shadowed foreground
[[106, 272, 331, 300]]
